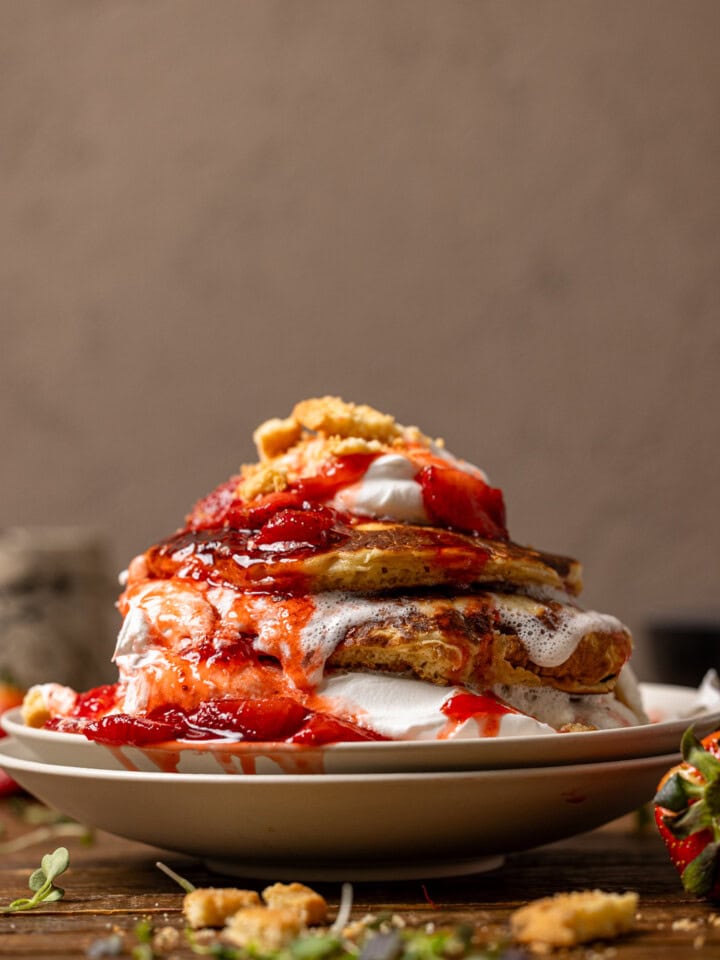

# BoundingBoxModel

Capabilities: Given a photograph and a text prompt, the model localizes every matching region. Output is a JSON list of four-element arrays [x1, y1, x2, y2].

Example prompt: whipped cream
[[495, 670, 642, 730], [328, 446, 490, 524], [318, 671, 638, 739], [492, 595, 625, 668], [330, 454, 428, 523]]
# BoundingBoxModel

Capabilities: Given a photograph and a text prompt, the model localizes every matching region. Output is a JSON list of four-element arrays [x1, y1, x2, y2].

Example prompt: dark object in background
[[645, 617, 720, 688], [0, 527, 116, 690]]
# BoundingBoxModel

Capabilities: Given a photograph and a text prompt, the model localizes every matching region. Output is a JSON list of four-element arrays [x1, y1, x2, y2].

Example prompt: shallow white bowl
[[0, 736, 676, 880], [3, 683, 716, 775]]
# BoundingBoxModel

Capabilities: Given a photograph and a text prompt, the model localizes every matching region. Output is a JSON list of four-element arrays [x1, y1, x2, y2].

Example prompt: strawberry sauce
[[48, 695, 388, 747], [440, 691, 513, 738]]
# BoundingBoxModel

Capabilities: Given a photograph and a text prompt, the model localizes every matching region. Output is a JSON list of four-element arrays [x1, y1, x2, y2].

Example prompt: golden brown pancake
[[144, 521, 582, 597], [325, 592, 630, 694]]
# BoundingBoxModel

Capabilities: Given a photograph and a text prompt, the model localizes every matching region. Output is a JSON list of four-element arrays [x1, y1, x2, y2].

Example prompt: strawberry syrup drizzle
[[438, 691, 514, 738]]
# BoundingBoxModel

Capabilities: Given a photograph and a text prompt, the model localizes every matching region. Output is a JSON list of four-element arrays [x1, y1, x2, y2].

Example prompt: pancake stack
[[24, 398, 644, 742]]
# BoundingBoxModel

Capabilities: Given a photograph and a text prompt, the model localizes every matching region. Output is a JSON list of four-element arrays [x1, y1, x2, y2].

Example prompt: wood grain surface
[[1, 800, 719, 959]]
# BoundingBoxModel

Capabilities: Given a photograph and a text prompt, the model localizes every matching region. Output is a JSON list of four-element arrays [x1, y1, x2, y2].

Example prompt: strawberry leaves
[[682, 842, 720, 897], [654, 726, 720, 898]]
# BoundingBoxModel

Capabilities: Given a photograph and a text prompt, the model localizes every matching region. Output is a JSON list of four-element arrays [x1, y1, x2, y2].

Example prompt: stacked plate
[[1, 683, 717, 880]]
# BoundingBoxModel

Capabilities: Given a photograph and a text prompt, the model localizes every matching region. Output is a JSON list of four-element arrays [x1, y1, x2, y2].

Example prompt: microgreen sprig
[[155, 860, 196, 893], [1, 846, 70, 913]]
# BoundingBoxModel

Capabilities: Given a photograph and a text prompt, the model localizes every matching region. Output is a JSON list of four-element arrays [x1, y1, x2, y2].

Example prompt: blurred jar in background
[[0, 527, 116, 691], [644, 616, 720, 689]]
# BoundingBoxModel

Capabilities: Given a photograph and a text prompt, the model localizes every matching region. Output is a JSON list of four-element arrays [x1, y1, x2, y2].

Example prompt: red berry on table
[[0, 678, 26, 796], [654, 727, 720, 899]]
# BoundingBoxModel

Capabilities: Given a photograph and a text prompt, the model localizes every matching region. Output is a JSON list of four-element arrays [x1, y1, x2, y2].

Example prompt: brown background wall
[[2, 0, 719, 678]]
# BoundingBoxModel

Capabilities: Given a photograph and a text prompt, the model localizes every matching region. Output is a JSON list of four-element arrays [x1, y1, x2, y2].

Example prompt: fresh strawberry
[[83, 714, 186, 746], [254, 506, 337, 550], [0, 679, 24, 718], [290, 714, 389, 744], [654, 726, 720, 899], [418, 464, 508, 540], [187, 697, 309, 741], [0, 678, 26, 796]]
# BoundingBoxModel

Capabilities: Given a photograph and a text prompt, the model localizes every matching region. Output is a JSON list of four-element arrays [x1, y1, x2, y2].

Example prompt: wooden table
[[1, 798, 719, 959]]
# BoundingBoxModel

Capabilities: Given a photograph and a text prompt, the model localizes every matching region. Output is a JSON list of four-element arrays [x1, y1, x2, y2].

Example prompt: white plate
[[0, 736, 676, 879], [3, 683, 716, 775]]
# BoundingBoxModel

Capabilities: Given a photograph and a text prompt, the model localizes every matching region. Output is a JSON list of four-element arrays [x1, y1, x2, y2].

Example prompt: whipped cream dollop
[[329, 446, 489, 524], [330, 454, 428, 523]]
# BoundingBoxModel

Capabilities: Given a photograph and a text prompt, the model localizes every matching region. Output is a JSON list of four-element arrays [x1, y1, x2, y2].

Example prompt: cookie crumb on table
[[223, 905, 305, 950], [182, 887, 261, 929], [510, 889, 638, 948], [261, 881, 328, 925]]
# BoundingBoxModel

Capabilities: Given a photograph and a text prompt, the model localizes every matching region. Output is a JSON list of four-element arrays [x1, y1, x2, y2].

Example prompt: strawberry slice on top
[[418, 464, 508, 540]]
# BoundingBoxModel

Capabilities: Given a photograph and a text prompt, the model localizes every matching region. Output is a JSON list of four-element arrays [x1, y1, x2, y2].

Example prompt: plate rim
[[0, 735, 682, 785], [2, 680, 716, 759]]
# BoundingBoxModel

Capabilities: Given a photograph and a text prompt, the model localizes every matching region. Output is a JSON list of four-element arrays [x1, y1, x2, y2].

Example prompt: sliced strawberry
[[418, 464, 508, 540], [290, 715, 389, 744], [83, 714, 185, 746], [70, 684, 119, 719], [185, 454, 376, 533], [254, 507, 336, 550], [246, 491, 306, 527], [187, 697, 308, 741], [654, 726, 720, 899], [294, 454, 376, 501]]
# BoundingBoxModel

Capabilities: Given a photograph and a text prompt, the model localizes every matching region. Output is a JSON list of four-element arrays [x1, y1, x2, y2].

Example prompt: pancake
[[104, 579, 629, 703], [22, 397, 641, 742], [326, 593, 631, 695], [142, 521, 582, 597]]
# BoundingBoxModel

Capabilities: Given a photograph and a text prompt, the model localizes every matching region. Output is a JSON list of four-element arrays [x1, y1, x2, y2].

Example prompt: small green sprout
[[1, 846, 70, 912]]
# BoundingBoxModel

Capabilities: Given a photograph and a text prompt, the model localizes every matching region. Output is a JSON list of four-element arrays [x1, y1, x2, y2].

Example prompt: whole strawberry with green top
[[654, 726, 720, 899], [0, 677, 25, 797]]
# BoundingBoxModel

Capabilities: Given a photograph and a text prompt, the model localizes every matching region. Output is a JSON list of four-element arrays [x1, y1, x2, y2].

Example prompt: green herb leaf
[[41, 846, 70, 881], [28, 868, 47, 893], [155, 860, 196, 893], [131, 945, 156, 960], [292, 934, 344, 960], [42, 886, 65, 903], [0, 847, 70, 913], [134, 918, 155, 944]]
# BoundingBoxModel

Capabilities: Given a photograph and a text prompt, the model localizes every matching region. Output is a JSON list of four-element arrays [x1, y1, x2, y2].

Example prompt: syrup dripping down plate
[[3, 682, 718, 776], [0, 735, 677, 880]]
